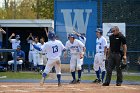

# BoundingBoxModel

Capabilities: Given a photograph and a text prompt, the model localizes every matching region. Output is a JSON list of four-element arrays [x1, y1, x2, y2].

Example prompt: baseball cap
[[96, 28, 103, 33], [17, 45, 21, 48], [16, 35, 20, 39]]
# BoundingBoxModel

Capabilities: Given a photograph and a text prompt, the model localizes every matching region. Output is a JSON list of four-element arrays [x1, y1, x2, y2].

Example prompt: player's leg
[[8, 60, 14, 71], [54, 59, 62, 87], [38, 54, 44, 73], [99, 54, 106, 83], [76, 55, 83, 83], [33, 53, 38, 71], [93, 53, 101, 83], [17, 60, 23, 71], [40, 59, 54, 86], [70, 55, 77, 84], [43, 55, 47, 70]]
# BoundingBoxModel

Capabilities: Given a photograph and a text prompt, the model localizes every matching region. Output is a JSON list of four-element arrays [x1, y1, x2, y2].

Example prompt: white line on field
[[121, 86, 138, 90], [0, 85, 8, 88]]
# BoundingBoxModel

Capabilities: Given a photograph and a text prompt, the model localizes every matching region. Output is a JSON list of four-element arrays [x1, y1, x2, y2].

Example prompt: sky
[[0, 0, 4, 7]]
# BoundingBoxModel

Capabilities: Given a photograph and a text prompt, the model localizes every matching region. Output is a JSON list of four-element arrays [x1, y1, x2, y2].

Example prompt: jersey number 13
[[52, 45, 58, 53]]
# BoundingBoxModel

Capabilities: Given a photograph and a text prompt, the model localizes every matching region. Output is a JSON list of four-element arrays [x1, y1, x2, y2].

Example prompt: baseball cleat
[[69, 80, 77, 84], [77, 79, 81, 83], [58, 82, 62, 87], [92, 79, 101, 83], [116, 83, 121, 86], [102, 83, 109, 86], [40, 77, 45, 86]]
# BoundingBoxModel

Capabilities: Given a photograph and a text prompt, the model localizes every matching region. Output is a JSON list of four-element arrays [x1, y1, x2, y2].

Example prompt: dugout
[[0, 19, 54, 70]]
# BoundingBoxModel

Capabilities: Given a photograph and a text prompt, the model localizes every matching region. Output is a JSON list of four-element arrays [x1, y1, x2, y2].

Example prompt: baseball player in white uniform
[[9, 33, 21, 49], [64, 33, 86, 84], [93, 28, 107, 83], [38, 37, 47, 73], [32, 37, 40, 71], [33, 32, 65, 87], [26, 33, 34, 63], [73, 31, 86, 72]]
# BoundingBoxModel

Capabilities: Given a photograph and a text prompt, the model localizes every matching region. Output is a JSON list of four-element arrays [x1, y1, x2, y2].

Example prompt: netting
[[100, 0, 140, 71]]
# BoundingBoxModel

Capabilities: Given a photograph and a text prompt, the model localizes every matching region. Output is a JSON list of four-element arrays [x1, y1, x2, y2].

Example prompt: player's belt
[[30, 50, 33, 51], [39, 53, 46, 55], [96, 51, 104, 53]]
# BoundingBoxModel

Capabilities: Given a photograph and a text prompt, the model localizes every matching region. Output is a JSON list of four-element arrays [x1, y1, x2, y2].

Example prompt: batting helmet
[[68, 33, 75, 39], [96, 28, 103, 35], [48, 32, 55, 40]]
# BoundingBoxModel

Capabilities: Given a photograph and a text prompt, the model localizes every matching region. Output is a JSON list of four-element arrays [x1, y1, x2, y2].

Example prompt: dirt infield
[[0, 83, 140, 93]]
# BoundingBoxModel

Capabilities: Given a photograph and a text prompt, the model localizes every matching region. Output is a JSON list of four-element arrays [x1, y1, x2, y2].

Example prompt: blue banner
[[54, 0, 97, 65]]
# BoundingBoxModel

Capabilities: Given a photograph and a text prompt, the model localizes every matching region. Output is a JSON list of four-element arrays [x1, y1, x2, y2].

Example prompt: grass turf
[[0, 72, 140, 81]]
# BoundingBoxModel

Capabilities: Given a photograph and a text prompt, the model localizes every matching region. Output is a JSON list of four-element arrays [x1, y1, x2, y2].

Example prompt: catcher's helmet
[[96, 28, 103, 35], [48, 32, 55, 40]]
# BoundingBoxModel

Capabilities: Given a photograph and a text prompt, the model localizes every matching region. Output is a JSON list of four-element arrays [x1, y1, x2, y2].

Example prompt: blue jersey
[[16, 50, 25, 60]]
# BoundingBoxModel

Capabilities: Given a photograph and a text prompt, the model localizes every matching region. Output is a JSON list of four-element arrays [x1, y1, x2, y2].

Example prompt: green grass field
[[0, 72, 140, 81]]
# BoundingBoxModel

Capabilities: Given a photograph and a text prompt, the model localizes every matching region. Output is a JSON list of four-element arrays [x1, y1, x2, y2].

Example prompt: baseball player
[[32, 36, 40, 72], [0, 27, 6, 48], [38, 37, 47, 73], [93, 28, 107, 83], [9, 33, 20, 49], [26, 33, 34, 63], [73, 31, 86, 72], [64, 33, 86, 84], [8, 45, 25, 70], [33, 32, 65, 87]]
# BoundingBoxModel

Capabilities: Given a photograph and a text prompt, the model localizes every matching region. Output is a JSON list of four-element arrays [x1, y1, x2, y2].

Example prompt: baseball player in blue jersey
[[93, 28, 107, 83], [64, 33, 86, 84], [33, 32, 65, 87]]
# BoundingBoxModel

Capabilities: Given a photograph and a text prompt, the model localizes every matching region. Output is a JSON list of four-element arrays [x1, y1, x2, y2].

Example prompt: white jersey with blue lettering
[[65, 39, 85, 54], [96, 36, 107, 53], [41, 40, 65, 60]]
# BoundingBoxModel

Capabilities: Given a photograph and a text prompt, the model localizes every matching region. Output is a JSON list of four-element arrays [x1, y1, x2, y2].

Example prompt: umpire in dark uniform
[[102, 26, 127, 86]]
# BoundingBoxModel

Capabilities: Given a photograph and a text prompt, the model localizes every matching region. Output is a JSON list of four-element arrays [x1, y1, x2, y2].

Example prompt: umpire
[[102, 26, 127, 86]]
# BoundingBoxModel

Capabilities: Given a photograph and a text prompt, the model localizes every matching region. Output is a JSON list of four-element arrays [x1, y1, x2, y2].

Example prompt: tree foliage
[[33, 0, 54, 19], [0, 0, 54, 19]]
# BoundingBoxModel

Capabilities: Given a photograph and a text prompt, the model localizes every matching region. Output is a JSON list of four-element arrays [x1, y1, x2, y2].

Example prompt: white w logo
[[61, 9, 92, 33]]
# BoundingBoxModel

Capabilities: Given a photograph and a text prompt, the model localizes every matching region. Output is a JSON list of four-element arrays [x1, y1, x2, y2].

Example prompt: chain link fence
[[100, 0, 140, 71]]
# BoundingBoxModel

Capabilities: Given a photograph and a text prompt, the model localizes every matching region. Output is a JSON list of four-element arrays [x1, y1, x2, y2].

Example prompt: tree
[[33, 0, 54, 19]]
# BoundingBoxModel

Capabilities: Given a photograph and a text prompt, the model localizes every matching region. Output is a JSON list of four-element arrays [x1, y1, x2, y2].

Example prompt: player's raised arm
[[8, 33, 15, 42], [44, 27, 48, 36], [26, 33, 34, 41], [0, 28, 6, 34]]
